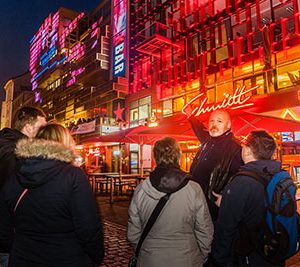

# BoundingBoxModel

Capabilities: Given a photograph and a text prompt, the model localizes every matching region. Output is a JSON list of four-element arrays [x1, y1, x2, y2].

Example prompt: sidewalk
[[95, 195, 300, 267], [96, 195, 132, 267], [99, 221, 133, 267]]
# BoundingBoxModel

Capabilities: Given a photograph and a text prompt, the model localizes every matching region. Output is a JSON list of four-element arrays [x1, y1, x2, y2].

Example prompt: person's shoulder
[[230, 135, 242, 147], [65, 163, 87, 177], [186, 178, 206, 196], [228, 171, 262, 190]]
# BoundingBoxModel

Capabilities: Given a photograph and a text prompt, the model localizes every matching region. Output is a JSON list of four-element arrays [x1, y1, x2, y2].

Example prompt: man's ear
[[245, 145, 255, 158], [227, 121, 231, 130], [22, 123, 32, 137]]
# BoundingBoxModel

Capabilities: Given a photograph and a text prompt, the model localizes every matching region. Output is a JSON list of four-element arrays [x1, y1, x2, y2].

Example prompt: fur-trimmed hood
[[16, 138, 76, 163], [15, 139, 77, 189]]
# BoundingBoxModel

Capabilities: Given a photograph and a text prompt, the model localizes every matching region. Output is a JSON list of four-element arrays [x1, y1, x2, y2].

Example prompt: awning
[[80, 126, 147, 144], [140, 111, 300, 139], [80, 111, 300, 145], [231, 112, 300, 136]]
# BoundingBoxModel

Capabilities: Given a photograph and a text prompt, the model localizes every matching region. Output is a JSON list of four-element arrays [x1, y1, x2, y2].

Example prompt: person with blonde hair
[[0, 123, 104, 267], [127, 137, 213, 267]]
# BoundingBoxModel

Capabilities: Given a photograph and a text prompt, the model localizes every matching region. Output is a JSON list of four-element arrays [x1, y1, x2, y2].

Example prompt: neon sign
[[112, 0, 126, 77], [182, 85, 259, 116]]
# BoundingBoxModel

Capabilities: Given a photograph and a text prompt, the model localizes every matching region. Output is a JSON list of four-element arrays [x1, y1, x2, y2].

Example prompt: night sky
[[0, 0, 99, 102]]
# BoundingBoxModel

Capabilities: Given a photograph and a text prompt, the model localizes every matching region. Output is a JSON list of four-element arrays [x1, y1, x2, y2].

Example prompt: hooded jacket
[[127, 165, 213, 267], [212, 160, 282, 266], [0, 138, 104, 267]]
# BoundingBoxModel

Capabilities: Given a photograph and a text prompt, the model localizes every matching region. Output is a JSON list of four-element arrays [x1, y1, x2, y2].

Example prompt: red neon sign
[[182, 85, 259, 117]]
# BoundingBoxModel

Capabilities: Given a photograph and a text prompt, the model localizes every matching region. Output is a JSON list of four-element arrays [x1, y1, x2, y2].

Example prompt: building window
[[277, 61, 300, 89], [129, 96, 151, 126], [173, 97, 184, 113], [215, 20, 230, 63], [163, 99, 172, 116]]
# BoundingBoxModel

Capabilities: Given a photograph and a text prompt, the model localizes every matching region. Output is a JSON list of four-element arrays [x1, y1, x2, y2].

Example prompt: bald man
[[187, 110, 243, 220]]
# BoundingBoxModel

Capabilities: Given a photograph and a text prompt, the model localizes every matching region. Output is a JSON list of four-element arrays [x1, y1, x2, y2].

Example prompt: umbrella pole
[[119, 143, 122, 179], [139, 143, 144, 177]]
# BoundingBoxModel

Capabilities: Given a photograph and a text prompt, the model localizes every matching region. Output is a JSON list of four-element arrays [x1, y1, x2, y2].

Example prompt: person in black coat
[[186, 110, 243, 221], [0, 107, 46, 189], [0, 123, 104, 267], [0, 107, 46, 267], [212, 130, 284, 267]]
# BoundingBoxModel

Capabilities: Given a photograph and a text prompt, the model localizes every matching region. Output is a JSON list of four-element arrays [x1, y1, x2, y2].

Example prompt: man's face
[[27, 116, 47, 138], [208, 111, 231, 137]]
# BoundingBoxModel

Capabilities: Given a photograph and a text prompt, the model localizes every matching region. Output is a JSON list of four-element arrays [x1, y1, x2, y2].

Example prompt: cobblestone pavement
[[99, 220, 133, 267], [96, 196, 300, 267]]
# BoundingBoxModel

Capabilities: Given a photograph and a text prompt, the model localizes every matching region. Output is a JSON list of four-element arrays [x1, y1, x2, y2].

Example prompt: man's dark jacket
[[0, 128, 25, 253], [189, 116, 243, 197], [212, 160, 282, 266], [0, 128, 25, 189]]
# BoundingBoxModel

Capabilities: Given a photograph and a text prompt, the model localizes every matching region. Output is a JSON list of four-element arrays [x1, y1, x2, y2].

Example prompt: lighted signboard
[[112, 0, 126, 77], [282, 132, 294, 142], [182, 85, 258, 117], [294, 131, 300, 141]]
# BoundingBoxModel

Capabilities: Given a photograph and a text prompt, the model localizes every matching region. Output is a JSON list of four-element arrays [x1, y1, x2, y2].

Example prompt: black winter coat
[[212, 160, 282, 266], [189, 116, 243, 197], [0, 128, 25, 189], [0, 128, 25, 253], [0, 139, 104, 267]]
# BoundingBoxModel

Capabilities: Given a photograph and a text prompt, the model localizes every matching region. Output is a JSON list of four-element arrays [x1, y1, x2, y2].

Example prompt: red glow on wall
[[130, 0, 300, 100]]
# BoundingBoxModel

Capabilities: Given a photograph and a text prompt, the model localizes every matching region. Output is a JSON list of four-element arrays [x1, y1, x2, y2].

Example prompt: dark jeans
[[206, 252, 285, 267], [230, 252, 285, 267]]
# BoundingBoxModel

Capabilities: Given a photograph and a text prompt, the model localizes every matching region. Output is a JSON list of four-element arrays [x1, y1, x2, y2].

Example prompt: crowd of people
[[0, 105, 296, 267]]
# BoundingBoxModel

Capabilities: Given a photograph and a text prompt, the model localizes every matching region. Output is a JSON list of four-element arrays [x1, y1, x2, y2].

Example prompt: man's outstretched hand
[[182, 103, 194, 118]]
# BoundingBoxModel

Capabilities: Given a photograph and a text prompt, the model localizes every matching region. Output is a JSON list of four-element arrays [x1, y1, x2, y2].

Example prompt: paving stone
[[98, 221, 133, 267]]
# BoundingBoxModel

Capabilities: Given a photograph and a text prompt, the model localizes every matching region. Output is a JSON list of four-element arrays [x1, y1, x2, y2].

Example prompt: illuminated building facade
[[29, 2, 126, 140], [127, 0, 300, 176]]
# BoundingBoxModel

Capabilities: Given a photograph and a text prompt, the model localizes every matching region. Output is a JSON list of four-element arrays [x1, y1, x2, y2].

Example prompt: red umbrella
[[81, 126, 147, 144], [138, 112, 300, 140], [81, 112, 300, 144], [231, 112, 300, 136]]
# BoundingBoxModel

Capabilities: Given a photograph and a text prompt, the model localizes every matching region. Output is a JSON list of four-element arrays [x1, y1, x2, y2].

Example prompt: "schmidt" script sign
[[182, 85, 259, 117]]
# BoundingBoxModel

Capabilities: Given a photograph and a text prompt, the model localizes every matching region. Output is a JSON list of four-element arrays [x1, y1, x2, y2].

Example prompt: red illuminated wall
[[129, 0, 300, 99]]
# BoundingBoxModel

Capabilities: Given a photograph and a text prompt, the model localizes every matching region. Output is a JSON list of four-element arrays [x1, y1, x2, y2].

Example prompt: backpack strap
[[233, 171, 270, 188], [134, 176, 189, 258]]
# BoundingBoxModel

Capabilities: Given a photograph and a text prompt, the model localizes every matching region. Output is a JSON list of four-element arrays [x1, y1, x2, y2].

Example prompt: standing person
[[0, 106, 47, 189], [0, 106, 46, 267], [184, 109, 243, 220], [212, 130, 283, 266], [127, 137, 213, 267], [0, 124, 104, 267]]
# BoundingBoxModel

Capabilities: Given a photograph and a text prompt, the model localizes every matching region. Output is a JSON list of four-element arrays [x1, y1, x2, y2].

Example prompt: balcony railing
[[134, 22, 182, 57]]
